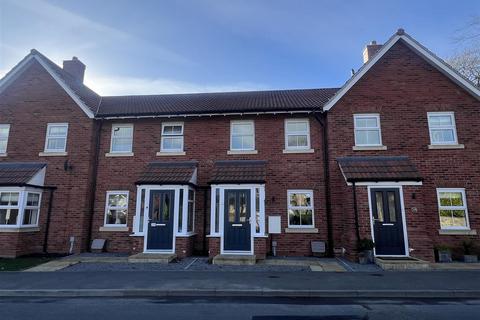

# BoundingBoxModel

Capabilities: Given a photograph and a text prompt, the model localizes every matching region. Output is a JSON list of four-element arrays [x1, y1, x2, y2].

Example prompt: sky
[[0, 0, 479, 96]]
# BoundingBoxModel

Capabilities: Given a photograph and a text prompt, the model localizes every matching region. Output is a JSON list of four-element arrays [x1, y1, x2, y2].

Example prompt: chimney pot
[[362, 40, 382, 64], [63, 57, 86, 83]]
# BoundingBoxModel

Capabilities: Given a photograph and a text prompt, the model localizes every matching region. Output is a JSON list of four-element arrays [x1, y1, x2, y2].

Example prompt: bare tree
[[447, 16, 480, 86]]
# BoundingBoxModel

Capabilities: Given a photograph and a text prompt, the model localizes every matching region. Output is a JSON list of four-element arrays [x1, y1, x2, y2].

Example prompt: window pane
[[430, 115, 453, 126], [242, 136, 254, 149], [239, 191, 247, 223], [232, 123, 252, 135], [48, 125, 67, 136], [112, 137, 132, 152], [26, 193, 40, 206], [355, 131, 368, 145], [23, 209, 39, 225], [187, 198, 194, 232], [431, 129, 454, 143], [0, 139, 7, 153], [227, 192, 236, 223], [178, 189, 183, 233], [452, 210, 467, 227], [109, 194, 128, 207], [47, 137, 66, 151], [387, 192, 396, 222], [439, 210, 453, 227], [286, 121, 308, 133], [0, 209, 18, 225], [439, 192, 463, 207], [139, 189, 145, 233], [255, 188, 260, 233], [288, 135, 308, 147], [356, 117, 377, 128], [375, 192, 384, 222], [231, 136, 242, 149], [0, 127, 9, 137], [106, 209, 127, 225], [289, 193, 311, 207], [162, 137, 183, 150], [214, 189, 220, 233], [0, 192, 19, 206], [300, 209, 313, 226], [113, 126, 132, 137], [288, 209, 300, 226], [366, 130, 381, 145], [162, 193, 171, 221]]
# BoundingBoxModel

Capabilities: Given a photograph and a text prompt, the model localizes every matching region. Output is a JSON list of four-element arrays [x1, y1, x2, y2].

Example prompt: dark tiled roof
[[32, 50, 101, 113], [96, 88, 339, 117], [209, 160, 267, 184], [337, 156, 422, 182], [136, 161, 197, 185], [0, 162, 46, 186]]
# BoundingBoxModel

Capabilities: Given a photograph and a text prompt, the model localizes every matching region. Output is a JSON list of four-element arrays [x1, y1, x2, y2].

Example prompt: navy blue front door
[[147, 190, 174, 250], [371, 188, 406, 255], [224, 189, 251, 251]]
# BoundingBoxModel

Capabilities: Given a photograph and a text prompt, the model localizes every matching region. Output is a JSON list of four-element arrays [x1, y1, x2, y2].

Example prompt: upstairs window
[[287, 190, 314, 228], [161, 123, 184, 152], [110, 124, 133, 153], [104, 191, 128, 226], [285, 119, 310, 150], [44, 123, 68, 153], [354, 114, 382, 146], [0, 124, 10, 154], [437, 188, 469, 230], [230, 121, 255, 151], [428, 112, 458, 145]]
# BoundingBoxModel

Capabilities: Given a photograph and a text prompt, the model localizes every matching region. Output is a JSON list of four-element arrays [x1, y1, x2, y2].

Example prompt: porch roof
[[337, 156, 422, 183], [0, 162, 46, 186], [136, 161, 198, 186], [209, 160, 267, 184]]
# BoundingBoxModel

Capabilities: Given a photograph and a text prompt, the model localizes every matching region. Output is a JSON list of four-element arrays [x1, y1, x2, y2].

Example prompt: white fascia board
[[323, 32, 480, 111], [0, 53, 95, 119]]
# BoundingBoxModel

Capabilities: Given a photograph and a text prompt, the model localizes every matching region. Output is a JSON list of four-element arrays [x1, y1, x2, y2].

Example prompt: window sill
[[438, 229, 477, 235], [227, 150, 258, 155], [176, 233, 196, 237], [105, 152, 134, 157], [129, 233, 144, 237], [284, 227, 318, 234], [282, 149, 314, 154], [428, 144, 465, 150], [0, 153, 7, 157], [0, 227, 40, 233], [39, 152, 68, 157], [352, 145, 387, 151], [254, 234, 269, 238], [99, 226, 129, 232], [156, 151, 186, 156], [206, 234, 221, 238]]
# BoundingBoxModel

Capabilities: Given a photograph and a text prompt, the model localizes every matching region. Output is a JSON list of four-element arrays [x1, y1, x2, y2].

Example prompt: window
[[354, 114, 382, 146], [0, 192, 19, 225], [23, 193, 41, 226], [44, 123, 68, 152], [230, 121, 255, 151], [437, 189, 469, 230], [104, 192, 128, 226], [178, 189, 184, 233], [285, 119, 310, 150], [187, 189, 195, 232], [0, 124, 10, 154], [110, 124, 133, 153], [428, 112, 458, 145], [161, 122, 184, 152], [287, 190, 314, 228]]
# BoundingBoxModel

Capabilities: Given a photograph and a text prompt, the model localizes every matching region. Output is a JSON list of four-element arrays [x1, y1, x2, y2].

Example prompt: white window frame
[[230, 120, 255, 151], [353, 114, 382, 147], [104, 191, 129, 227], [427, 112, 458, 145], [44, 123, 68, 153], [160, 122, 184, 152], [284, 119, 311, 150], [0, 124, 10, 154], [287, 189, 315, 228], [436, 188, 470, 230], [110, 124, 134, 153], [0, 187, 42, 228]]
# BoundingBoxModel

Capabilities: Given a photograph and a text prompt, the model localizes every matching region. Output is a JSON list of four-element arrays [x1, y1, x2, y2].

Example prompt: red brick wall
[[91, 114, 327, 257], [0, 60, 96, 256], [328, 41, 480, 261], [176, 236, 196, 258]]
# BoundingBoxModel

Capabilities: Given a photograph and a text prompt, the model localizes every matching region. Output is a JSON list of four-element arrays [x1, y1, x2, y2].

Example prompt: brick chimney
[[362, 41, 382, 63], [63, 57, 86, 83]]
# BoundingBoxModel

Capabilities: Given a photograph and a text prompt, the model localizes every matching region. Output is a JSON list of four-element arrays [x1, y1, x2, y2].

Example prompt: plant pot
[[464, 255, 478, 263], [438, 250, 452, 263], [358, 255, 369, 265]]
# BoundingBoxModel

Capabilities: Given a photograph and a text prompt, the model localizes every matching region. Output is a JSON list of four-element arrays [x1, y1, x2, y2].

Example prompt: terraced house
[[0, 29, 479, 263]]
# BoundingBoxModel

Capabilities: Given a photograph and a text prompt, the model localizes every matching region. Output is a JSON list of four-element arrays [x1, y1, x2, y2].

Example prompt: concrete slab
[[375, 257, 429, 271], [430, 262, 480, 270], [128, 253, 177, 264], [25, 261, 79, 272], [212, 254, 256, 266], [260, 257, 346, 272]]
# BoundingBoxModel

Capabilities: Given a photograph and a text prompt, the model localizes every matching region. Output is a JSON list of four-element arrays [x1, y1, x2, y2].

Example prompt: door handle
[[232, 223, 242, 227]]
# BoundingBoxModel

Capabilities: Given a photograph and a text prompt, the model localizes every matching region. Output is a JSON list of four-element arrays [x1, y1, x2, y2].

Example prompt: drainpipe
[[352, 181, 361, 242], [42, 186, 57, 254], [313, 111, 334, 257], [86, 119, 103, 252]]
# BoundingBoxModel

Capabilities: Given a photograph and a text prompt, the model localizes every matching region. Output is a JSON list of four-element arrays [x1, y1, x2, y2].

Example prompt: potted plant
[[462, 240, 478, 263], [357, 238, 375, 264], [434, 244, 452, 263]]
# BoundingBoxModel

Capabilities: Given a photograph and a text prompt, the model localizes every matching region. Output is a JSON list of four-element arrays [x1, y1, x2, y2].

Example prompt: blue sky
[[0, 0, 479, 95]]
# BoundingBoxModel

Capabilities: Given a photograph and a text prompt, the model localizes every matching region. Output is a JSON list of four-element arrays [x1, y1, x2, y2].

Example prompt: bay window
[[0, 189, 42, 228]]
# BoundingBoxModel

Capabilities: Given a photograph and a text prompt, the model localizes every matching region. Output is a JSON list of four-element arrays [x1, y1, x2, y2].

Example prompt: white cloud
[[84, 74, 269, 96]]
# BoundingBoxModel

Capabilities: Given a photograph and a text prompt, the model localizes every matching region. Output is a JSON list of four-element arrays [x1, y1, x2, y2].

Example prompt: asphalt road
[[1, 297, 479, 320]]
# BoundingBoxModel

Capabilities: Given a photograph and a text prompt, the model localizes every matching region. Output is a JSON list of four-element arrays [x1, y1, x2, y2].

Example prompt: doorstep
[[128, 253, 177, 264], [212, 254, 256, 266], [375, 257, 429, 271], [259, 257, 345, 272]]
